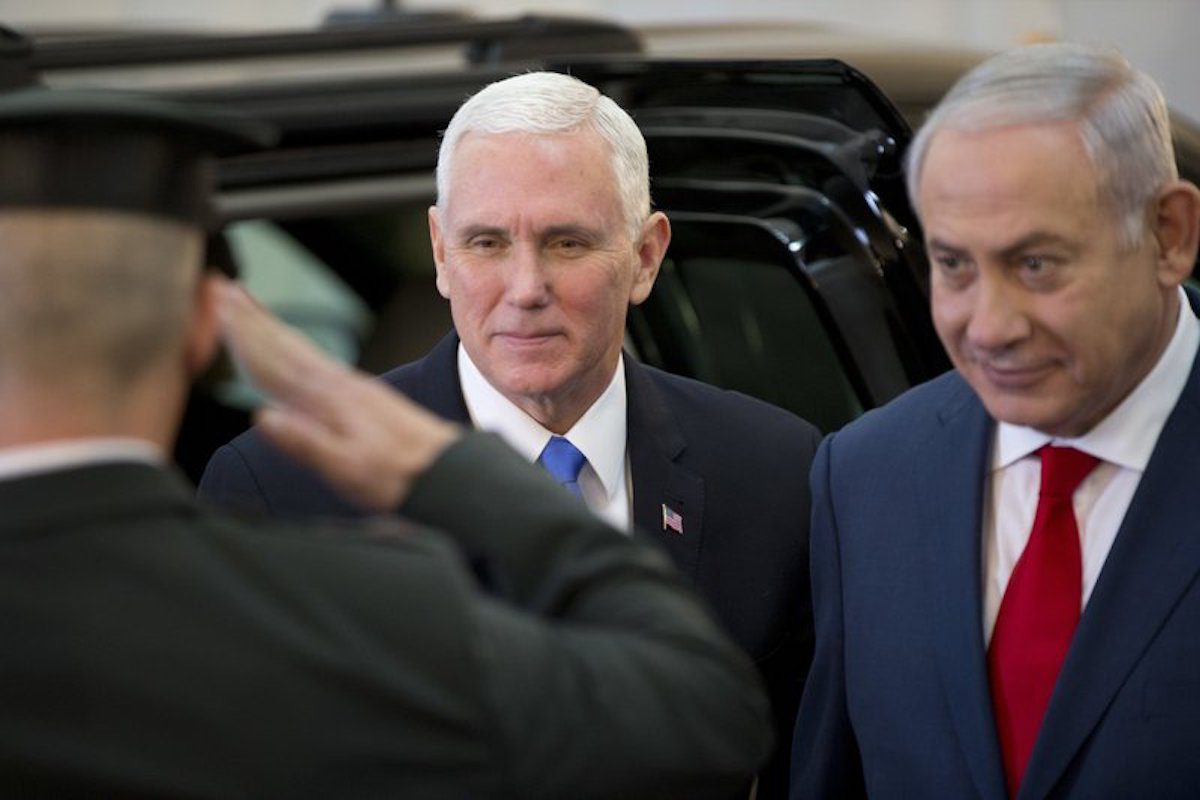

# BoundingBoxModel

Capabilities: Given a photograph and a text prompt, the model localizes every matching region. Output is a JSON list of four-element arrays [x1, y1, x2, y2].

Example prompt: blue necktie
[[538, 436, 586, 498]]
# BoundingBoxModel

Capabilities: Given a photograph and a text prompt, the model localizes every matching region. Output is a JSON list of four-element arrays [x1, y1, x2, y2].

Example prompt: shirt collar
[[0, 437, 164, 483], [457, 344, 627, 500], [994, 286, 1200, 471]]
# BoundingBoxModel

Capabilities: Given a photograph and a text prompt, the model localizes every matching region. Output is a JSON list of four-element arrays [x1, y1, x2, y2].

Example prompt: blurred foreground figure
[[0, 88, 770, 799], [791, 43, 1200, 799]]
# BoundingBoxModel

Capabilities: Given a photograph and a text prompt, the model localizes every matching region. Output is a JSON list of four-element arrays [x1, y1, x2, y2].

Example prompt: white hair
[[906, 42, 1177, 249], [436, 71, 650, 239]]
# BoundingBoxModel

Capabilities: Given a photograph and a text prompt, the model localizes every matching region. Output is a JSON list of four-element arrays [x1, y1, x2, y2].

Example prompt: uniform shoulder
[[195, 504, 462, 593]]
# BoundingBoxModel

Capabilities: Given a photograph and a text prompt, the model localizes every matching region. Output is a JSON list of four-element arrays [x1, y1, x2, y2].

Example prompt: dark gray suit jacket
[[200, 333, 820, 799], [0, 434, 770, 798], [792, 302, 1200, 799]]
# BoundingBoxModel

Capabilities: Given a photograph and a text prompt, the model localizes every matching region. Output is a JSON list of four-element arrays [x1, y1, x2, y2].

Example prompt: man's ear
[[429, 205, 451, 300], [1152, 180, 1200, 289], [184, 272, 223, 379], [629, 211, 671, 305]]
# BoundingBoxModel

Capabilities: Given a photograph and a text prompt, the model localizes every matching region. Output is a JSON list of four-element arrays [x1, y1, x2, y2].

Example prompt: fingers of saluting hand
[[215, 278, 459, 511], [216, 278, 355, 421]]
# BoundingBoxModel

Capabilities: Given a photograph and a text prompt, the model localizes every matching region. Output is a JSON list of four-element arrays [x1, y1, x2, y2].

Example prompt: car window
[[215, 219, 372, 409]]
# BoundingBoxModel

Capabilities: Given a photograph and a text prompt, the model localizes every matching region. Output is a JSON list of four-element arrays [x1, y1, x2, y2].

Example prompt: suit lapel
[[624, 360, 705, 581], [388, 332, 472, 424], [920, 380, 1009, 800], [422, 341, 708, 576], [1019, 349, 1200, 800]]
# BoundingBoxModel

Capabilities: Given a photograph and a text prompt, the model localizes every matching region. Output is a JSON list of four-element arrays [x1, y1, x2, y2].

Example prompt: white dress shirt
[[982, 288, 1200, 643], [457, 345, 633, 532], [0, 438, 164, 483]]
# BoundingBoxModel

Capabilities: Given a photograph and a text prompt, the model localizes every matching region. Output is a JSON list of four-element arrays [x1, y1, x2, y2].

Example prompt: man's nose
[[964, 271, 1030, 353], [504, 242, 552, 308]]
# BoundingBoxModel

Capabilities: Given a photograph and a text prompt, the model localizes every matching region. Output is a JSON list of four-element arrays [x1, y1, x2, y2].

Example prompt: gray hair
[[0, 209, 200, 391], [436, 71, 650, 240], [905, 42, 1177, 248]]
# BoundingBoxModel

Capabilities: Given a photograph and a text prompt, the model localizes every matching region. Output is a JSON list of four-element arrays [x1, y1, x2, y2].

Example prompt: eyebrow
[[454, 223, 607, 242], [541, 224, 605, 242], [927, 237, 967, 256], [455, 225, 508, 241], [996, 232, 1077, 260]]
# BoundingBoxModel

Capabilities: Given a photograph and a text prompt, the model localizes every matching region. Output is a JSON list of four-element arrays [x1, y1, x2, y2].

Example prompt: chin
[[984, 399, 1087, 436], [978, 393, 1049, 429], [495, 372, 565, 400]]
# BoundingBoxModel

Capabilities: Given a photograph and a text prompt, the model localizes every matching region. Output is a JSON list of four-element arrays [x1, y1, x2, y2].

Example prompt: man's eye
[[931, 253, 976, 288], [1016, 255, 1064, 285], [550, 238, 591, 256], [468, 237, 501, 250], [934, 254, 967, 273], [1021, 255, 1047, 272]]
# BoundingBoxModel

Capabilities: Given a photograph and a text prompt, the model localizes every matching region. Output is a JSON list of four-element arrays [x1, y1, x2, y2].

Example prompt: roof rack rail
[[0, 25, 36, 89], [28, 15, 641, 71]]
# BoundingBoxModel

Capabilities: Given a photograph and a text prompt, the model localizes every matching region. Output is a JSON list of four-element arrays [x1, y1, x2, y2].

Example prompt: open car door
[[562, 59, 950, 428]]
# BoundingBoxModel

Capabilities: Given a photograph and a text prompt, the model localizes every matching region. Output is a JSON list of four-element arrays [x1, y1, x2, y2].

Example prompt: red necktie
[[988, 445, 1100, 798]]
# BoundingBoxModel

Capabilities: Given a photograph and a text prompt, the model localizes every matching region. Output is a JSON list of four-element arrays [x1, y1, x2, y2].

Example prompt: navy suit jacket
[[201, 332, 821, 798], [791, 313, 1200, 798], [1, 437, 772, 798]]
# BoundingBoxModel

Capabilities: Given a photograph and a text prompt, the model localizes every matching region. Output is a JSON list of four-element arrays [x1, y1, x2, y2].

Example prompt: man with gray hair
[[202, 70, 820, 798], [792, 43, 1200, 798]]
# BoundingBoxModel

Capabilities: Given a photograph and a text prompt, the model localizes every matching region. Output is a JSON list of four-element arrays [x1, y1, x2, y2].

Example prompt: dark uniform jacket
[[0, 434, 770, 798]]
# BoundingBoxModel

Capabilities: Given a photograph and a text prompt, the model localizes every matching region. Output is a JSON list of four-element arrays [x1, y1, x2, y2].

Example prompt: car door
[[560, 59, 950, 427]]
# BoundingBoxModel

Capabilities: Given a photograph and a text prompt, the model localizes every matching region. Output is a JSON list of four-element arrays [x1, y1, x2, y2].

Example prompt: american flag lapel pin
[[661, 503, 684, 535]]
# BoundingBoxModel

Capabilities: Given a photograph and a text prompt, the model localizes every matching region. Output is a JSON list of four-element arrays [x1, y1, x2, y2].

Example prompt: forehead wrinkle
[[928, 230, 1081, 259], [922, 122, 1100, 199]]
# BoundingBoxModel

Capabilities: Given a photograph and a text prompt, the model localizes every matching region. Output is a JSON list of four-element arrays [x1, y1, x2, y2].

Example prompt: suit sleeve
[[197, 442, 270, 515], [790, 434, 867, 799], [403, 432, 774, 800]]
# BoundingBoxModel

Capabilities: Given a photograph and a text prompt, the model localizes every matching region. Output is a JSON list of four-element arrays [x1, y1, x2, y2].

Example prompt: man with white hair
[[792, 43, 1200, 798], [0, 86, 771, 798], [201, 71, 820, 798]]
